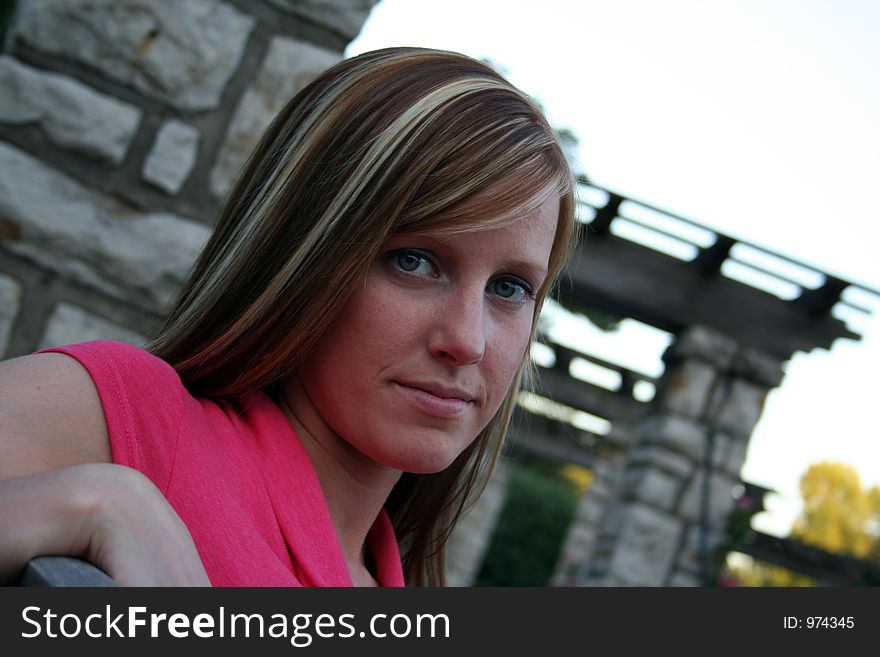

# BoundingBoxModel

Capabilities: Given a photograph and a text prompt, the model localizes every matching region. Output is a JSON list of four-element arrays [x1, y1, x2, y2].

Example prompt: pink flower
[[716, 573, 741, 587]]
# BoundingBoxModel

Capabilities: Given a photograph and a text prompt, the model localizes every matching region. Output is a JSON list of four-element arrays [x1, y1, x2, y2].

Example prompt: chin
[[390, 451, 460, 475], [354, 419, 484, 475], [379, 436, 471, 475]]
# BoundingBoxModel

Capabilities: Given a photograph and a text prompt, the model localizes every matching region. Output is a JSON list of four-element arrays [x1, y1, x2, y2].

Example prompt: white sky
[[347, 0, 880, 535]]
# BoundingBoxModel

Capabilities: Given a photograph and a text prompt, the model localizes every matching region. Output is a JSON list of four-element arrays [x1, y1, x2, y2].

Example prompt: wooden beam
[[693, 235, 735, 275], [796, 276, 848, 317], [587, 193, 622, 236], [734, 531, 880, 586], [532, 365, 649, 423], [559, 233, 858, 358]]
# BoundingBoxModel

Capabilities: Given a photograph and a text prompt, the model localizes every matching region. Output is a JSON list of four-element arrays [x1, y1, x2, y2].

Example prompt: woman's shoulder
[[40, 339, 186, 416], [0, 345, 117, 479], [37, 341, 188, 485]]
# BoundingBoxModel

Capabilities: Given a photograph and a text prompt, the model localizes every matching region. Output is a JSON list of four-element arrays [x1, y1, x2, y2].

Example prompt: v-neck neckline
[[246, 390, 405, 587]]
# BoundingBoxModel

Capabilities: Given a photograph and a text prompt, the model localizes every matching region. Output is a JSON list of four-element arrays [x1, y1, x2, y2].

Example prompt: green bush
[[475, 460, 580, 586]]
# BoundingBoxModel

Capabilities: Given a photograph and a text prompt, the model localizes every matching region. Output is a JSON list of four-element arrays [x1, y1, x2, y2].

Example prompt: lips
[[395, 380, 474, 402], [392, 380, 475, 418]]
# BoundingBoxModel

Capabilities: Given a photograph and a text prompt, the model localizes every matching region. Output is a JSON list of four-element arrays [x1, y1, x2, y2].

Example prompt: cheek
[[484, 317, 533, 405], [301, 280, 415, 393]]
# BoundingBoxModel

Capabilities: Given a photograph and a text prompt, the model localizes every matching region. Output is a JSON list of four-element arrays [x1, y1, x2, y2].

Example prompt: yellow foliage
[[791, 461, 875, 559], [559, 464, 593, 495], [723, 461, 880, 586], [868, 485, 880, 516], [724, 553, 815, 587]]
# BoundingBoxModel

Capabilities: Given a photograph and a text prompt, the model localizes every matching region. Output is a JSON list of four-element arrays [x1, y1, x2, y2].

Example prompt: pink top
[[42, 340, 405, 587]]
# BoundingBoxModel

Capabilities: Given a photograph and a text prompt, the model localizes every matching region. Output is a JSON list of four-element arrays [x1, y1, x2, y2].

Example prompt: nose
[[428, 287, 486, 366]]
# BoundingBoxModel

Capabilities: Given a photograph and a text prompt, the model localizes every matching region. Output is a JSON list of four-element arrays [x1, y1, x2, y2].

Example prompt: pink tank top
[[42, 341, 405, 587]]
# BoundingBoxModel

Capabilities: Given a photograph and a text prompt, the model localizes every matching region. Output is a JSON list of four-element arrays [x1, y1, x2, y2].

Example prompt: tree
[[719, 461, 880, 586], [792, 461, 880, 560]]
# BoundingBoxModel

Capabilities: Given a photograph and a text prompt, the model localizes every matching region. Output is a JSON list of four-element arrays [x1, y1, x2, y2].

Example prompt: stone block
[[445, 461, 511, 587], [648, 427, 732, 477], [550, 518, 600, 586], [630, 444, 695, 479], [664, 325, 737, 368], [0, 56, 141, 163], [39, 303, 145, 349], [572, 496, 605, 525], [548, 494, 605, 585], [210, 36, 339, 198], [267, 0, 379, 40], [659, 359, 717, 418], [16, 0, 253, 112], [569, 523, 598, 546], [718, 433, 750, 478], [732, 347, 786, 387], [668, 569, 701, 587], [0, 142, 210, 314], [678, 523, 727, 575], [605, 503, 683, 586], [142, 119, 200, 194], [678, 469, 740, 524], [715, 379, 768, 437], [640, 414, 706, 462], [0, 273, 22, 355], [624, 466, 681, 512], [549, 555, 591, 586]]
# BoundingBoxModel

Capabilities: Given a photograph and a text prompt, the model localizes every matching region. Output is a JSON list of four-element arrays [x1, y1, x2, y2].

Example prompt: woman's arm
[[0, 464, 210, 585], [0, 354, 209, 585]]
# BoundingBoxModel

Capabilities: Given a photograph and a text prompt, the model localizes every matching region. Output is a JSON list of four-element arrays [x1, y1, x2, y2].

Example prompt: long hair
[[150, 47, 578, 585]]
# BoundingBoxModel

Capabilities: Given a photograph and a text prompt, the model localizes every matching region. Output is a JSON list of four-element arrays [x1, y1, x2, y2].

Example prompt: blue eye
[[391, 250, 436, 277], [490, 277, 534, 303]]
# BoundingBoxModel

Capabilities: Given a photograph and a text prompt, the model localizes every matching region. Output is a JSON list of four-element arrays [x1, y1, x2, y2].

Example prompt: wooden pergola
[[512, 177, 879, 466], [558, 176, 876, 360]]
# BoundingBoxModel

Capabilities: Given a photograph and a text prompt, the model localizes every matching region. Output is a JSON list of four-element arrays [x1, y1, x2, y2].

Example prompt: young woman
[[0, 47, 578, 587]]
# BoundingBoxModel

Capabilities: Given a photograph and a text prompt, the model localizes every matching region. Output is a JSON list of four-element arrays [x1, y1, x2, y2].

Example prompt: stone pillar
[[0, 0, 377, 358], [445, 458, 514, 586], [574, 325, 785, 586], [548, 453, 626, 585]]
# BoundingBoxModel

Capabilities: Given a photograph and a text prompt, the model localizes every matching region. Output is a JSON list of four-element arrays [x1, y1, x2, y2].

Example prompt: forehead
[[423, 194, 560, 268], [495, 194, 558, 255]]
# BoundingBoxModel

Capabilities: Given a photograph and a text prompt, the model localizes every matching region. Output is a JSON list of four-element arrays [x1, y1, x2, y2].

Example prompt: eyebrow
[[505, 260, 548, 276]]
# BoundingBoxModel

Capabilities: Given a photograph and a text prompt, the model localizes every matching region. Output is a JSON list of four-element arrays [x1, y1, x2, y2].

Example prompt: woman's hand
[[0, 463, 210, 586]]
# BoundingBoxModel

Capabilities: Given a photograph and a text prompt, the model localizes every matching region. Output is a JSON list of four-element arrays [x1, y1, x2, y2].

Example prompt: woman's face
[[286, 193, 560, 475]]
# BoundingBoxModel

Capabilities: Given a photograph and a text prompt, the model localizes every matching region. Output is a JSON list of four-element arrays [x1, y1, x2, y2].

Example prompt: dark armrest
[[16, 556, 116, 587]]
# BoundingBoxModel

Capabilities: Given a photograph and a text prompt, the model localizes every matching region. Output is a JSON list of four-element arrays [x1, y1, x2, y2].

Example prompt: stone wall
[[547, 454, 627, 585], [0, 0, 377, 358]]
